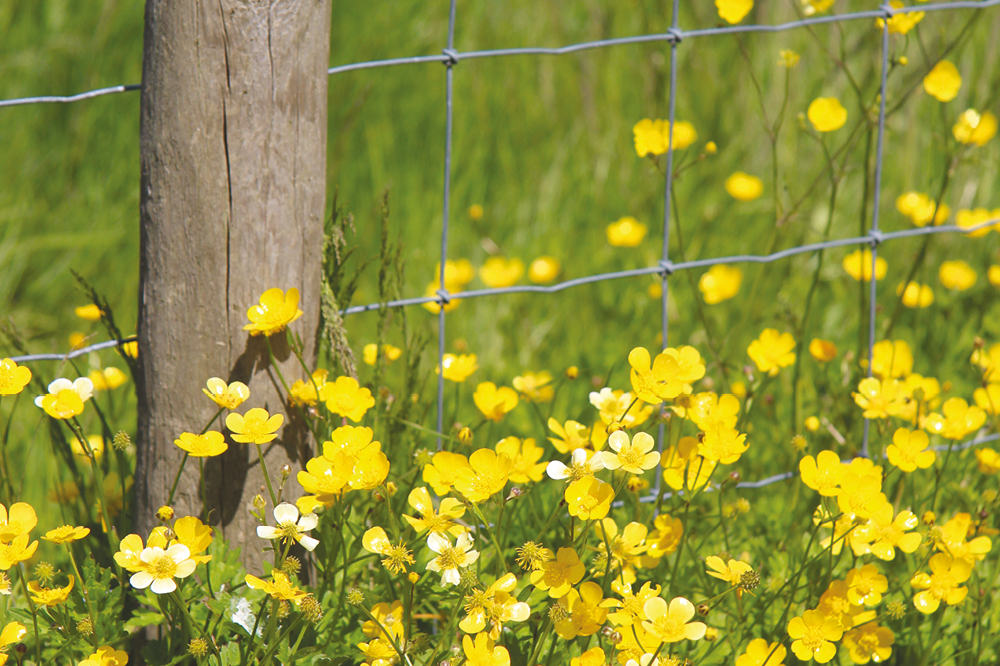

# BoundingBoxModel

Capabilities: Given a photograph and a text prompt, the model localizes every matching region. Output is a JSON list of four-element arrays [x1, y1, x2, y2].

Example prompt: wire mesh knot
[[658, 259, 675, 276], [442, 49, 460, 66], [868, 229, 885, 247], [878, 3, 896, 17], [436, 288, 453, 304], [666, 28, 684, 44]]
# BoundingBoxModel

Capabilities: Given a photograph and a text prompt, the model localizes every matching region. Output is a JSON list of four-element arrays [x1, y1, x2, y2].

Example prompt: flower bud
[[458, 427, 473, 445], [386, 481, 398, 496], [253, 494, 267, 513], [156, 505, 174, 522], [922, 510, 936, 526], [112, 430, 131, 451], [565, 366, 579, 380], [408, 572, 420, 585], [705, 141, 718, 154], [280, 464, 291, 480], [606, 422, 624, 435], [697, 603, 710, 616]]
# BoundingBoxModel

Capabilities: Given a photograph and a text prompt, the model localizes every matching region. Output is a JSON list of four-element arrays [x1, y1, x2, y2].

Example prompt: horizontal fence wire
[[3, 0, 999, 500]]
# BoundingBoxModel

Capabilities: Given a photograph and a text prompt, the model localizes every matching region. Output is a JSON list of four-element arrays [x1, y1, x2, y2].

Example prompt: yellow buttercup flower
[[422, 280, 462, 313], [842, 249, 887, 282], [512, 371, 554, 402], [725, 172, 764, 202], [436, 259, 476, 290], [700, 423, 749, 464], [910, 553, 971, 613], [554, 581, 608, 639], [876, 1, 924, 34], [121, 340, 138, 358], [787, 610, 843, 663], [628, 347, 684, 404], [0, 359, 31, 396], [128, 544, 197, 594], [896, 191, 950, 226], [843, 622, 895, 664], [437, 353, 479, 382], [886, 428, 935, 471], [936, 513, 992, 563], [547, 418, 606, 454], [495, 437, 547, 484], [606, 216, 647, 247], [27, 576, 74, 607], [923, 60, 962, 102], [779, 49, 801, 68], [570, 646, 606, 666], [75, 304, 103, 321], [453, 449, 512, 503], [590, 388, 653, 428], [203, 377, 250, 410], [468, 205, 484, 221], [174, 431, 228, 457], [0, 534, 37, 570], [565, 477, 614, 520], [698, 264, 743, 304], [662, 436, 716, 492], [705, 556, 752, 587], [974, 384, 1000, 416], [809, 339, 837, 363], [0, 502, 37, 542], [896, 282, 934, 308], [0, 622, 27, 665], [426, 532, 480, 587], [528, 256, 561, 284], [853, 377, 906, 419], [402, 486, 466, 536], [423, 451, 471, 496], [801, 0, 834, 15], [319, 375, 375, 422], [479, 257, 524, 288], [362, 526, 415, 575], [748, 329, 796, 376], [716, 0, 753, 24], [461, 633, 509, 666], [633, 119, 697, 157], [808, 97, 848, 132], [473, 382, 519, 421], [79, 645, 129, 666], [799, 450, 844, 496], [736, 638, 787, 666], [845, 564, 888, 606], [244, 287, 304, 336], [288, 369, 328, 407], [868, 339, 913, 379], [460, 573, 531, 638], [42, 525, 90, 544], [939, 260, 976, 291], [245, 571, 308, 602], [88, 367, 128, 391], [953, 109, 997, 146], [642, 596, 707, 643], [923, 397, 986, 440], [35, 377, 93, 420], [295, 456, 350, 513], [955, 207, 1000, 238], [530, 547, 585, 598], [363, 344, 401, 366], [225, 407, 284, 444]]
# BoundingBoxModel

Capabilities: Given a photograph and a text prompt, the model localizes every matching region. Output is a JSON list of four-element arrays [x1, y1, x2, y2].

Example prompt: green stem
[[255, 442, 279, 509], [16, 565, 43, 664], [67, 547, 99, 648]]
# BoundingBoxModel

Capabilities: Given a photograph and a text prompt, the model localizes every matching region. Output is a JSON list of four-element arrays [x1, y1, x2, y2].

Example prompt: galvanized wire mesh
[[4, 0, 1000, 494]]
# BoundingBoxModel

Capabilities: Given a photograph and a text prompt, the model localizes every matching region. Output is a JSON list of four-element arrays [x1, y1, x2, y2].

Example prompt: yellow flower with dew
[[461, 633, 509, 666], [725, 172, 764, 202], [244, 287, 303, 336], [319, 375, 375, 422], [402, 486, 466, 536], [910, 553, 971, 613], [853, 377, 906, 419], [426, 532, 479, 587], [852, 505, 921, 560], [628, 346, 684, 404], [79, 646, 129, 666], [924, 397, 986, 440], [554, 581, 608, 639], [845, 564, 888, 606], [362, 343, 401, 366], [876, 1, 924, 34], [779, 49, 801, 68], [257, 502, 319, 551], [27, 576, 74, 607], [939, 260, 976, 291], [633, 119, 697, 157], [843, 622, 894, 664], [842, 249, 886, 281], [422, 280, 462, 313], [837, 471, 889, 521], [748, 329, 796, 376], [547, 418, 606, 454], [437, 353, 479, 382], [453, 449, 512, 503], [35, 377, 93, 419], [642, 596, 707, 643], [974, 384, 1000, 416], [788, 610, 843, 663], [565, 477, 614, 520], [808, 97, 848, 132], [601, 431, 660, 474], [495, 437, 547, 484], [867, 339, 913, 379], [923, 60, 962, 102], [0, 359, 31, 396], [42, 525, 89, 544], [245, 571, 308, 602], [699, 264, 743, 304], [953, 108, 998, 146], [530, 547, 585, 597], [361, 527, 415, 575], [129, 544, 197, 594], [88, 367, 128, 391], [0, 503, 36, 543], [896, 191, 950, 226], [956, 207, 1000, 238], [288, 369, 328, 407], [202, 377, 250, 410], [512, 371, 554, 403], [886, 427, 934, 471], [473, 382, 519, 422], [809, 339, 837, 362], [528, 256, 561, 284], [975, 447, 1000, 473], [607, 216, 647, 247], [716, 0, 753, 24], [460, 572, 530, 638], [479, 257, 524, 288], [174, 431, 227, 457], [225, 407, 283, 444]]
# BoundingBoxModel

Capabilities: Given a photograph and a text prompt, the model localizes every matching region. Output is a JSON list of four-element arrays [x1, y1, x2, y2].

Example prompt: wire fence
[[4, 0, 1000, 499]]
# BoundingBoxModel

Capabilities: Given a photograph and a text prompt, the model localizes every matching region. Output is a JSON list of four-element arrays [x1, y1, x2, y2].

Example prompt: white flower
[[256, 502, 319, 551], [426, 531, 479, 587], [33, 377, 94, 407], [129, 544, 197, 594], [546, 448, 605, 481]]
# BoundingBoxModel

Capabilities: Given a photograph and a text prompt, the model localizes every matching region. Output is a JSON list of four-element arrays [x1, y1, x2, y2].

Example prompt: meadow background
[[1, 0, 999, 518]]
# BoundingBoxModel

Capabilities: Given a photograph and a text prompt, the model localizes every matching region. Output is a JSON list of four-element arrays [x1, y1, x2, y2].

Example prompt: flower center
[[618, 447, 644, 469], [278, 522, 301, 541], [568, 463, 594, 483], [241, 415, 268, 439], [437, 545, 465, 570], [802, 626, 826, 652], [653, 616, 684, 641], [149, 553, 178, 579]]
